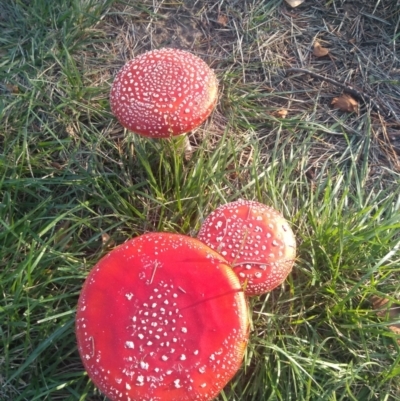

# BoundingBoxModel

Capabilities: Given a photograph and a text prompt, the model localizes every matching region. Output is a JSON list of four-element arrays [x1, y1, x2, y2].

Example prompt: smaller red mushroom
[[110, 48, 218, 138], [197, 199, 296, 296], [76, 232, 248, 401]]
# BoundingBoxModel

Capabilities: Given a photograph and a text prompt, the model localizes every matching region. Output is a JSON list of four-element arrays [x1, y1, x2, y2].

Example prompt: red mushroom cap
[[197, 199, 296, 296], [110, 48, 218, 138], [76, 232, 248, 401]]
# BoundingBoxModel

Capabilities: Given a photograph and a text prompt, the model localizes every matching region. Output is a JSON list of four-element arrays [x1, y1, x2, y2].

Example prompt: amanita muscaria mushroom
[[110, 48, 218, 138], [197, 199, 296, 296], [76, 232, 248, 401]]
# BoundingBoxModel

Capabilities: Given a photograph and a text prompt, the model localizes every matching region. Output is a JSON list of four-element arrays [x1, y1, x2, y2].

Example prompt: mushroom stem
[[183, 135, 193, 160], [164, 134, 193, 161]]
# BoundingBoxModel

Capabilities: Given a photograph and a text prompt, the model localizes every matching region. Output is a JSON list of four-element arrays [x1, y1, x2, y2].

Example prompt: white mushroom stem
[[183, 135, 193, 160]]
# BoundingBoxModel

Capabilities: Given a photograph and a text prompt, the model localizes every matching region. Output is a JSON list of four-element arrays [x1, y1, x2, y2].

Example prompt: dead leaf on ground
[[284, 0, 305, 7], [371, 295, 400, 325], [66, 124, 77, 136], [313, 41, 329, 57], [389, 326, 400, 337], [331, 94, 359, 113], [261, 85, 274, 92], [371, 295, 400, 342], [272, 109, 288, 118], [5, 84, 19, 94], [217, 14, 228, 27], [50, 161, 65, 170]]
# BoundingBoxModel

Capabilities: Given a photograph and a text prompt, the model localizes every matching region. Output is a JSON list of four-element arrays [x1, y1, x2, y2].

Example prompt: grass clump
[[1, 0, 400, 400]]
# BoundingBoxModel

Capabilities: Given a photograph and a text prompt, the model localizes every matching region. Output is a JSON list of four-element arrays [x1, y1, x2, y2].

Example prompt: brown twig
[[286, 67, 389, 117]]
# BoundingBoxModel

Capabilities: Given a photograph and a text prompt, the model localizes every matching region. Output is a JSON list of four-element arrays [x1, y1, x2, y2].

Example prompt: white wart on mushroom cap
[[76, 232, 248, 401], [197, 199, 296, 296], [110, 48, 218, 138]]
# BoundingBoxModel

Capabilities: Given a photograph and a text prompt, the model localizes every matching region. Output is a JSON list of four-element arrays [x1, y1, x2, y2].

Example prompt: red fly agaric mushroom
[[110, 48, 218, 138], [197, 199, 296, 296], [76, 232, 248, 401]]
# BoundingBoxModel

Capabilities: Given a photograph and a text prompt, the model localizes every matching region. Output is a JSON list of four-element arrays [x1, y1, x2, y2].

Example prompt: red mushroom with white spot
[[110, 48, 218, 138], [76, 232, 248, 401], [197, 199, 296, 296]]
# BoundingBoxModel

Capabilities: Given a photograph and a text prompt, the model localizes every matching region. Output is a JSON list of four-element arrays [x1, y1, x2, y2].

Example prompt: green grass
[[1, 0, 400, 400]]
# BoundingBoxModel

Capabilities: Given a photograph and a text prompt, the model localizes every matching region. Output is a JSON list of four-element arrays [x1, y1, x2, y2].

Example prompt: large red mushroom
[[76, 232, 248, 401], [197, 199, 296, 296], [110, 48, 218, 138]]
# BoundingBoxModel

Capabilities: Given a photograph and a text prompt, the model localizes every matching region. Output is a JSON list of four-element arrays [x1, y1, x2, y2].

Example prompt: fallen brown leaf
[[261, 85, 274, 92], [5, 84, 19, 94], [272, 109, 288, 118], [285, 0, 305, 7], [217, 14, 228, 27], [50, 161, 64, 170], [331, 94, 359, 113], [313, 41, 329, 57], [389, 325, 400, 335], [371, 295, 400, 325], [370, 295, 400, 342], [66, 124, 77, 136]]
